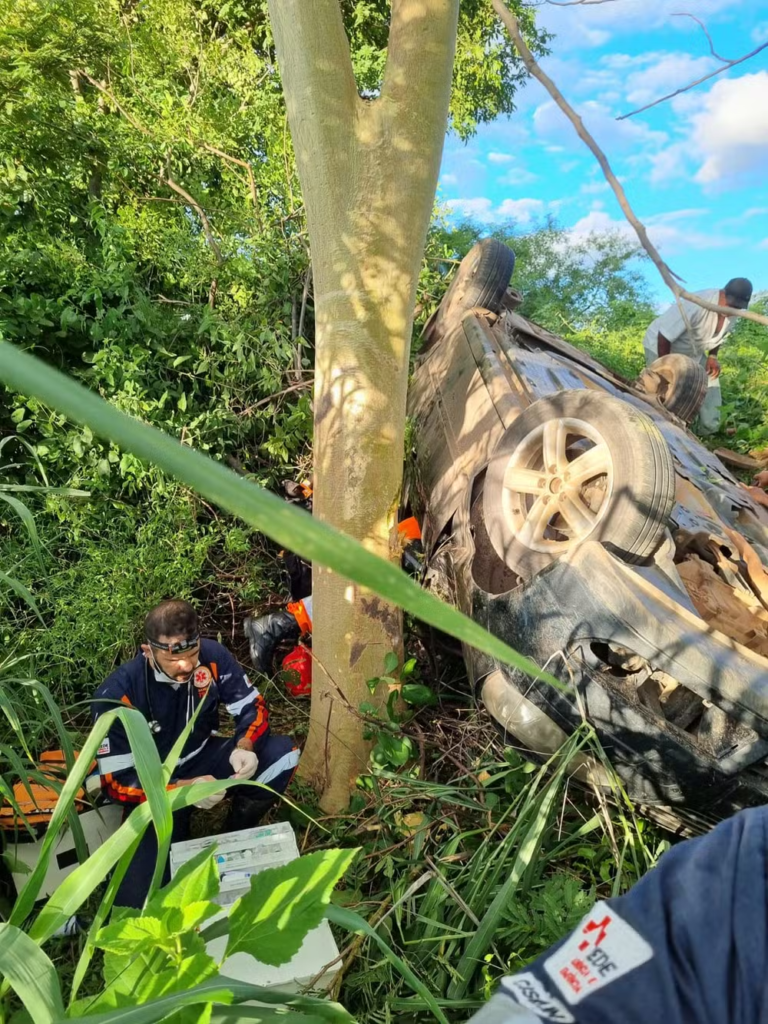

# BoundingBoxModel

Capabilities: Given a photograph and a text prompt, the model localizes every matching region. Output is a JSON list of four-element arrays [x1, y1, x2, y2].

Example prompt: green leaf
[[383, 652, 398, 675], [223, 848, 358, 965], [373, 733, 412, 766], [0, 924, 64, 1024], [145, 841, 220, 914], [401, 657, 417, 677], [401, 683, 437, 706], [163, 901, 221, 935], [95, 915, 168, 956], [0, 342, 562, 693]]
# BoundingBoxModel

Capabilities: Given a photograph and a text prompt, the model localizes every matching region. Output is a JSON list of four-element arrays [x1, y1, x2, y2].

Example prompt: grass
[[303, 696, 666, 1023]]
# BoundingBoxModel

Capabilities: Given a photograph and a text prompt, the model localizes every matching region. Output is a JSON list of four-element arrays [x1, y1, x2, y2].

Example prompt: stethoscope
[[143, 658, 194, 736]]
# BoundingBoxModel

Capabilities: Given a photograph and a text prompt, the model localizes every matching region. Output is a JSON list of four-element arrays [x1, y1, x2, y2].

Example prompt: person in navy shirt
[[468, 805, 768, 1023], [92, 598, 298, 908]]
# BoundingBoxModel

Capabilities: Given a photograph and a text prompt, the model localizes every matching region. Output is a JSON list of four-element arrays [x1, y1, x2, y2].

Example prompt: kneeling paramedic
[[91, 599, 299, 908]]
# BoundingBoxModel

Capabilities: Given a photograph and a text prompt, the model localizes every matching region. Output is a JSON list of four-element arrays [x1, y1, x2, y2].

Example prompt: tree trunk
[[267, 0, 459, 809]]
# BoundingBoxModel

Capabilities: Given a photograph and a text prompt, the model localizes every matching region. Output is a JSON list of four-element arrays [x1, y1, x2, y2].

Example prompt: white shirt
[[642, 289, 735, 361]]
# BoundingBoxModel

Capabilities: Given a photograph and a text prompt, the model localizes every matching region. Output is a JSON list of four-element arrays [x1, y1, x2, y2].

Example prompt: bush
[[0, 492, 272, 717]]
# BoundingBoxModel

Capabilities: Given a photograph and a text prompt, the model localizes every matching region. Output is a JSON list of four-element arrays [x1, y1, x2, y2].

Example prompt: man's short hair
[[724, 277, 753, 309], [145, 599, 199, 642]]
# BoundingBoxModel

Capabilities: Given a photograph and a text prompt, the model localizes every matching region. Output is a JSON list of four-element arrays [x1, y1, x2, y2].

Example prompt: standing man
[[92, 599, 299, 908], [642, 277, 753, 434]]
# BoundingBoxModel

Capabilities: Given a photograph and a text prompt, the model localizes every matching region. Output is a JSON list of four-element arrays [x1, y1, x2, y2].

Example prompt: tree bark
[[267, 0, 459, 809]]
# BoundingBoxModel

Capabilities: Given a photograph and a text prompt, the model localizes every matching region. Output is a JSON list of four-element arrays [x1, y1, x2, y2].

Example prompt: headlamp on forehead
[[147, 635, 200, 655]]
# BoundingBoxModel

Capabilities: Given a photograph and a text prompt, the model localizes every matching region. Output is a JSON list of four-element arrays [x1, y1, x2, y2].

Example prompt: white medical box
[[170, 821, 341, 993]]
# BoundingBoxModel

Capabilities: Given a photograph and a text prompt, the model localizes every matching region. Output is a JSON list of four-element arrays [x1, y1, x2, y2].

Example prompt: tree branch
[[79, 71, 261, 217], [240, 380, 313, 417], [77, 71, 151, 136], [492, 0, 768, 328], [200, 142, 259, 210], [382, 0, 460, 113], [672, 12, 730, 63], [266, 0, 358, 163], [618, 37, 768, 120], [161, 171, 222, 264]]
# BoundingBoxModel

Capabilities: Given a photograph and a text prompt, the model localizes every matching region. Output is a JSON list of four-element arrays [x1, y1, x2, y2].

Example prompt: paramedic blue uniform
[[472, 806, 768, 1024], [91, 638, 298, 907]]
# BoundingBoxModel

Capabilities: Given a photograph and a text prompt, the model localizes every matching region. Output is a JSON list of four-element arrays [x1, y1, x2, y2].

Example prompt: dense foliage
[[0, 0, 546, 716]]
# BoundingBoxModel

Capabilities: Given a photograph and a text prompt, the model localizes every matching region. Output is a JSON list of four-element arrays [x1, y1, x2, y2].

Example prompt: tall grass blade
[[68, 834, 141, 1004], [0, 435, 50, 486], [10, 708, 170, 927], [326, 904, 449, 1024], [0, 924, 64, 1024], [28, 779, 242, 943], [0, 569, 45, 623], [20, 681, 77, 771], [0, 683, 35, 759], [447, 732, 594, 1000], [60, 976, 356, 1024], [0, 492, 45, 568]]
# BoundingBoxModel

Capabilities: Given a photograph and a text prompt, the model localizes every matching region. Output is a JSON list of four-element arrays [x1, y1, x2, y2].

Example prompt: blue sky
[[439, 0, 768, 306]]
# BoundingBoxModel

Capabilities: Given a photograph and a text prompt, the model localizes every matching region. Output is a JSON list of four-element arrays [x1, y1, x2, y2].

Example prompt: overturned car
[[409, 240, 768, 829]]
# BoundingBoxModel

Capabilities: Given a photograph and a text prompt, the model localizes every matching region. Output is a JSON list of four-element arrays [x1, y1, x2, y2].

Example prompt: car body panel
[[410, 301, 768, 821]]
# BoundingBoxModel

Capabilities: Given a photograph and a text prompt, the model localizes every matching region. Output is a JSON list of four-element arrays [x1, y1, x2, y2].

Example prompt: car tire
[[483, 389, 676, 577], [638, 354, 708, 424], [439, 239, 516, 321]]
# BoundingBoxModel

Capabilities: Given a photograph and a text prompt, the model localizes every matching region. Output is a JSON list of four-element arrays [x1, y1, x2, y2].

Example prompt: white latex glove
[[229, 748, 259, 780], [191, 775, 226, 810]]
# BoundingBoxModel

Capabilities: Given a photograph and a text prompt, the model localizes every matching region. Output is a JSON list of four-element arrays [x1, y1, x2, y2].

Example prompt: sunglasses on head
[[147, 635, 200, 655]]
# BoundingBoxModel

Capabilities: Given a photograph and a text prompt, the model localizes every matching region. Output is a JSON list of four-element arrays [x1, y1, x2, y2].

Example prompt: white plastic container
[[9, 803, 124, 899]]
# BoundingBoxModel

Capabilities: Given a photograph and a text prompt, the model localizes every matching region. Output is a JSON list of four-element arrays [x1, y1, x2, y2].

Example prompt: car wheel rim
[[501, 416, 614, 554]]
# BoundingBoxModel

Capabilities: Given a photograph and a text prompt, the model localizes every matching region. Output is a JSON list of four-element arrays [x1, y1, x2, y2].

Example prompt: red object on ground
[[398, 516, 422, 541], [281, 644, 312, 697]]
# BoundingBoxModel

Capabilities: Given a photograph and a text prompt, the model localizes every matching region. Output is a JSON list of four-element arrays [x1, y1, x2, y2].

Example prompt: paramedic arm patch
[[544, 902, 653, 1006], [501, 973, 575, 1022]]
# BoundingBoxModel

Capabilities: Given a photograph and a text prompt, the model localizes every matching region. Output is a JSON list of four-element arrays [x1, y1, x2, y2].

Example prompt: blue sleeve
[[476, 807, 768, 1024], [91, 675, 145, 804], [211, 644, 271, 752]]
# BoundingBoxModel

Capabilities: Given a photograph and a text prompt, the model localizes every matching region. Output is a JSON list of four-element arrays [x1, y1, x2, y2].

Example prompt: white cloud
[[649, 142, 690, 185], [440, 173, 458, 186], [496, 198, 545, 225], [496, 165, 539, 187], [581, 181, 610, 196], [624, 53, 715, 106], [539, 0, 742, 50], [720, 207, 768, 228], [445, 198, 495, 221], [445, 196, 548, 226], [567, 206, 732, 255], [753, 23, 768, 43], [533, 98, 667, 155], [487, 152, 513, 164], [691, 72, 768, 184]]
